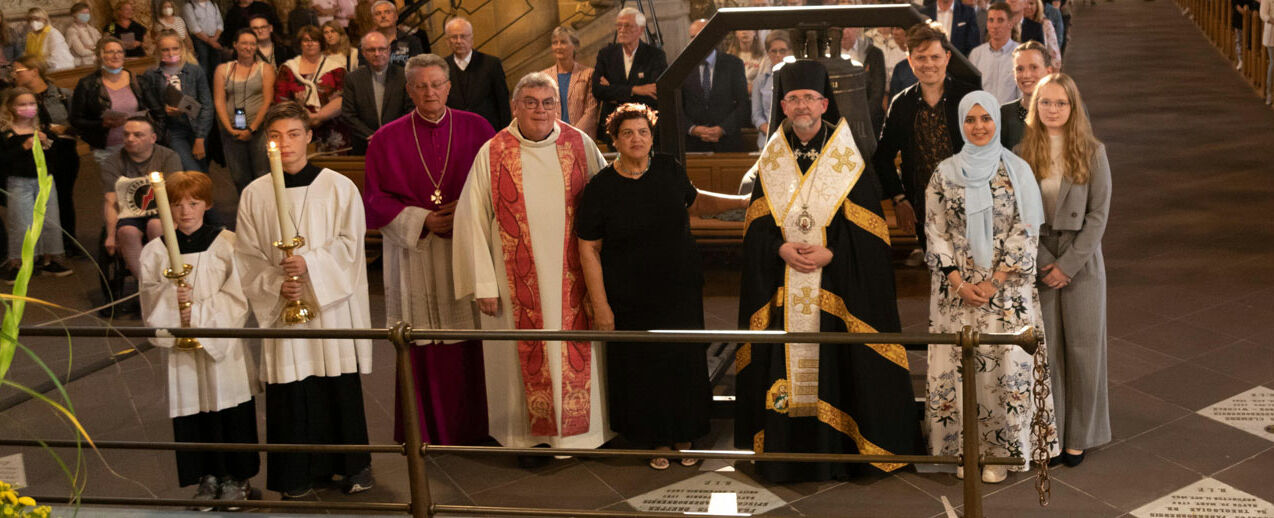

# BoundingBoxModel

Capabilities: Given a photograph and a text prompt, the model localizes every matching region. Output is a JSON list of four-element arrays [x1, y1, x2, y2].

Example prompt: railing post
[[959, 325, 985, 518], [391, 322, 433, 518]]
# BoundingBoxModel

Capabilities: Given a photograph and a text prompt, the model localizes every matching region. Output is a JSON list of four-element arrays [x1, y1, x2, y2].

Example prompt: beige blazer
[[541, 62, 600, 138]]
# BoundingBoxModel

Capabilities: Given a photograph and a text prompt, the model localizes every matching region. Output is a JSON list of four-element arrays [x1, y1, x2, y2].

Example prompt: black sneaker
[[344, 467, 375, 494], [39, 259, 74, 277], [217, 477, 250, 511], [190, 474, 219, 511]]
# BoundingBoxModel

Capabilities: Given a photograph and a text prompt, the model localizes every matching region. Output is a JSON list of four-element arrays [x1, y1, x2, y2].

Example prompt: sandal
[[679, 457, 700, 467], [649, 457, 670, 470]]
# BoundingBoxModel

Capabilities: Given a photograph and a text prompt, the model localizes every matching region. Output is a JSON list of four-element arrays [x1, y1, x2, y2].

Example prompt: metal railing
[[6, 323, 1040, 518]]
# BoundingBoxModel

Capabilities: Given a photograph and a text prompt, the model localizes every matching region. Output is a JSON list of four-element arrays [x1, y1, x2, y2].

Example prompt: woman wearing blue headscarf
[[922, 90, 1060, 484]]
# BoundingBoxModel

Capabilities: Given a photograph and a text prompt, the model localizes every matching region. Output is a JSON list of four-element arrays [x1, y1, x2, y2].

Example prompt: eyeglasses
[[101, 49, 125, 56], [12, 67, 29, 74], [1038, 99, 1071, 110], [250, 25, 270, 31], [519, 97, 558, 111], [408, 80, 449, 91], [782, 94, 825, 105]]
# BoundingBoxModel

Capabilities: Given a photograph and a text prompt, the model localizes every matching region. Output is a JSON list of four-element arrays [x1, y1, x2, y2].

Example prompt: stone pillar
[[649, 0, 690, 61]]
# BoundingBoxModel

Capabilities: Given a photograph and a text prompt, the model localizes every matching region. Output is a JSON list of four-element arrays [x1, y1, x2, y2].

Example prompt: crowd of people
[[0, 0, 1116, 507]]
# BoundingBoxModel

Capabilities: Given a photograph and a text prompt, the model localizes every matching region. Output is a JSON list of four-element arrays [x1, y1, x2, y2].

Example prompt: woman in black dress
[[576, 103, 747, 470]]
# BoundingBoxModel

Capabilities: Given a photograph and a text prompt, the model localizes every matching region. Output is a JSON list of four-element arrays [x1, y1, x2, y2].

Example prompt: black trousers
[[265, 373, 371, 492], [172, 399, 260, 487]]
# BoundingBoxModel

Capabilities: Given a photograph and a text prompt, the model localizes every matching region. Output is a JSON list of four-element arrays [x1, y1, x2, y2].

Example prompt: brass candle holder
[[274, 235, 318, 325], [162, 263, 203, 351]]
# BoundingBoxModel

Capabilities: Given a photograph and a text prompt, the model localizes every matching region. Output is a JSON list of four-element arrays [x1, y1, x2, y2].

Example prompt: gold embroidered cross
[[792, 287, 817, 315], [762, 152, 783, 174], [825, 147, 856, 173]]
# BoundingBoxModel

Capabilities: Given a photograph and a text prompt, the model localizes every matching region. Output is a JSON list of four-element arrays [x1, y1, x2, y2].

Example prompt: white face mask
[[76, 13, 92, 23], [30, 20, 45, 31], [162, 6, 174, 16]]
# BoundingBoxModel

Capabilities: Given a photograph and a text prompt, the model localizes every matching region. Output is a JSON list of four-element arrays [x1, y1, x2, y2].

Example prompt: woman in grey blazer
[[1017, 73, 1111, 468]]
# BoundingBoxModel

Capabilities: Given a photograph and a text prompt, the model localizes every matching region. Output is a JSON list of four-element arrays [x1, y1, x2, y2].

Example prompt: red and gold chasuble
[[489, 122, 593, 437]]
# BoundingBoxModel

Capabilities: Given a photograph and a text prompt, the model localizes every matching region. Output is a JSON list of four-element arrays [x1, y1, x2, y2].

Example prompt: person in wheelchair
[[100, 115, 183, 285]]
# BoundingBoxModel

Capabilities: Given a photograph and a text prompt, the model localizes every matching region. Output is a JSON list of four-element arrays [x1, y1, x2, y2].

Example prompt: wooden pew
[[311, 152, 916, 249]]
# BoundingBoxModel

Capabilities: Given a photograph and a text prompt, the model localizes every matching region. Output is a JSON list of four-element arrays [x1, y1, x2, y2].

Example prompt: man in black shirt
[[872, 22, 975, 260]]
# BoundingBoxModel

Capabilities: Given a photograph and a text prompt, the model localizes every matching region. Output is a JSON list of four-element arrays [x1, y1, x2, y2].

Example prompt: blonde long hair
[[1020, 73, 1100, 184]]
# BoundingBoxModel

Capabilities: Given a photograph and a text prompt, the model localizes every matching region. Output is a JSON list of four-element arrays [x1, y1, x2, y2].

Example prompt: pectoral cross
[[792, 287, 817, 315]]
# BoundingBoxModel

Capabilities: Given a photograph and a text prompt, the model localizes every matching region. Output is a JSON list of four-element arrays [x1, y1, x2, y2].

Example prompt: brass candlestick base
[[163, 263, 203, 351], [274, 235, 318, 325]]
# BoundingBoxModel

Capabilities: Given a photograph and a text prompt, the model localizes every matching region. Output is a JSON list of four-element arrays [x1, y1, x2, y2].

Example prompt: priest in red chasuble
[[453, 71, 612, 458], [735, 59, 920, 482], [364, 53, 495, 445]]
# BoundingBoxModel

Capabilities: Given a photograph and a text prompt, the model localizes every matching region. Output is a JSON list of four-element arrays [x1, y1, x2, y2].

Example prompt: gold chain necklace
[[411, 108, 453, 205]]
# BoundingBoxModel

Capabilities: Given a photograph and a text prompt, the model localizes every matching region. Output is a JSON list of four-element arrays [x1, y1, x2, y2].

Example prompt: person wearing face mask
[[24, 8, 76, 72], [144, 30, 214, 171], [12, 56, 82, 256], [70, 37, 167, 163], [65, 3, 104, 68], [104, 0, 148, 58], [154, 0, 190, 42], [0, 87, 75, 283], [923, 89, 1057, 484]]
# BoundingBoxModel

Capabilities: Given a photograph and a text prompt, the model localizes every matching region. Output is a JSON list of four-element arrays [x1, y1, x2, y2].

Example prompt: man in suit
[[342, 31, 413, 155], [592, 7, 667, 145], [922, 0, 982, 55], [444, 17, 512, 130], [681, 19, 748, 152]]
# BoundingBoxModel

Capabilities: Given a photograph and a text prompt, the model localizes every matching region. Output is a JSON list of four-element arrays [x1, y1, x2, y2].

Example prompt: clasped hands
[[424, 201, 457, 235], [691, 125, 725, 143], [1039, 263, 1071, 290], [279, 254, 308, 301], [949, 271, 1003, 308], [779, 242, 833, 274]]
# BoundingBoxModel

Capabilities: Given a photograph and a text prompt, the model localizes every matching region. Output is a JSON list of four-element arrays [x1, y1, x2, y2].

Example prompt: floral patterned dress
[[923, 162, 1060, 471]]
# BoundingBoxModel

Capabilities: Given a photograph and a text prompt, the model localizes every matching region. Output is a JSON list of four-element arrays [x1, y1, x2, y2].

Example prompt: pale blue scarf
[[937, 90, 1044, 270]]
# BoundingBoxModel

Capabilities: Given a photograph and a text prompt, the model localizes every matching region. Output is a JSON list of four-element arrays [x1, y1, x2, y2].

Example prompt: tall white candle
[[149, 172, 184, 271], [267, 141, 297, 241]]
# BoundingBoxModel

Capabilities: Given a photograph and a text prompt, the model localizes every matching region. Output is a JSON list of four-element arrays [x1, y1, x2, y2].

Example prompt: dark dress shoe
[[1062, 451, 1086, 467], [517, 454, 550, 469], [1048, 456, 1063, 467]]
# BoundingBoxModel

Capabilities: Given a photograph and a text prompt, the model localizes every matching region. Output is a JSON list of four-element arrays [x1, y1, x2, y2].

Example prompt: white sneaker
[[982, 465, 1008, 484], [955, 466, 964, 479]]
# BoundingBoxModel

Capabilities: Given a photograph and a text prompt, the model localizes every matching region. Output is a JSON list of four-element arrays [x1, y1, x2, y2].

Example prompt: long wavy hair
[[1020, 73, 1100, 184]]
